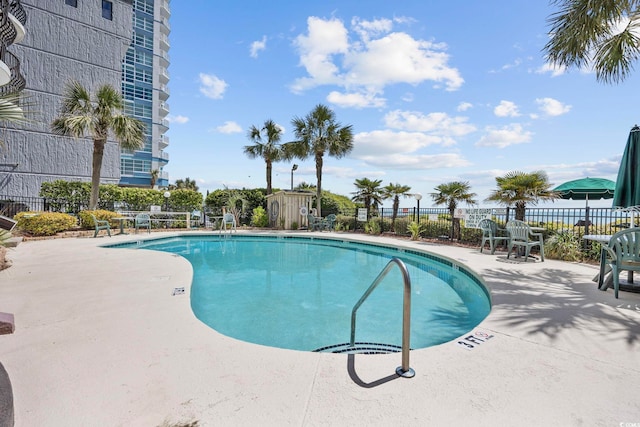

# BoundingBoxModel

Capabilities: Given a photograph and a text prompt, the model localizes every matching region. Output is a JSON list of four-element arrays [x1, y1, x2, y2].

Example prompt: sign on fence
[[150, 205, 161, 213], [357, 208, 368, 222], [464, 208, 493, 228]]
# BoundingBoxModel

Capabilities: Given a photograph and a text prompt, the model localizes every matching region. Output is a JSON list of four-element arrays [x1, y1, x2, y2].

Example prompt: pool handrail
[[350, 257, 415, 378]]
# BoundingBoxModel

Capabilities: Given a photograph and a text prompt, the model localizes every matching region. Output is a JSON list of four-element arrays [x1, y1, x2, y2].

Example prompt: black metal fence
[[338, 206, 632, 237], [2, 194, 633, 238]]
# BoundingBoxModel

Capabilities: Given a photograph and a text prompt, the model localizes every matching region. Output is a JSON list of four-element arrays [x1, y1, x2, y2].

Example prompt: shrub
[[407, 221, 423, 240], [251, 206, 269, 227], [545, 230, 583, 262], [78, 210, 118, 229], [14, 212, 77, 236], [364, 219, 381, 235], [291, 221, 299, 230]]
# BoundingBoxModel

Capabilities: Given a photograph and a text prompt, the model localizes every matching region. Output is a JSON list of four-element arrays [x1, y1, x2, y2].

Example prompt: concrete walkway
[[0, 231, 639, 426]]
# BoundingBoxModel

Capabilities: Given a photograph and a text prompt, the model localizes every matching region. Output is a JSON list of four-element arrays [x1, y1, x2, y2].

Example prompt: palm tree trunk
[[515, 202, 526, 221], [392, 196, 399, 231], [266, 160, 272, 195], [90, 139, 106, 210], [315, 153, 323, 216]]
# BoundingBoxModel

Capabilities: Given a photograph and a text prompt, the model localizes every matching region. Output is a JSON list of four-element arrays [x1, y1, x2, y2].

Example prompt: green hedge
[[14, 212, 77, 236], [78, 210, 119, 229]]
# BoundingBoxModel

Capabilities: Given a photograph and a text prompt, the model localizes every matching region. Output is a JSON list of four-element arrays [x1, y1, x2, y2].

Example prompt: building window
[[65, 0, 77, 7], [102, 0, 113, 20], [133, 0, 154, 15]]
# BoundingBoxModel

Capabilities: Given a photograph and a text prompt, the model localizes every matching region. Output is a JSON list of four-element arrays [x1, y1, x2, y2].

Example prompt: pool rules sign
[[457, 208, 493, 228]]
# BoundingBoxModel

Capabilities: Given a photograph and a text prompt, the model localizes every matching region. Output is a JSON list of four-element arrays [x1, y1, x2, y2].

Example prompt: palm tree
[[383, 182, 412, 231], [485, 171, 558, 221], [149, 169, 159, 189], [286, 104, 354, 216], [52, 81, 144, 209], [170, 177, 199, 191], [351, 178, 384, 217], [0, 92, 27, 147], [244, 119, 285, 195], [431, 181, 477, 240], [544, 0, 640, 83]]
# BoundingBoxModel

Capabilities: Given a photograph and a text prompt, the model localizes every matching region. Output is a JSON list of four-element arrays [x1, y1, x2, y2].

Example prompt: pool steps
[[313, 342, 405, 354]]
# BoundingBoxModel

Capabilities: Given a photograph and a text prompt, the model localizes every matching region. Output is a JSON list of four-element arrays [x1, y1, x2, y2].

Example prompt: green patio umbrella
[[612, 125, 640, 212], [553, 177, 616, 208]]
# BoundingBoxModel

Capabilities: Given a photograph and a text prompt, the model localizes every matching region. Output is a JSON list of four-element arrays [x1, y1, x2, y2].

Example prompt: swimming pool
[[110, 234, 491, 353]]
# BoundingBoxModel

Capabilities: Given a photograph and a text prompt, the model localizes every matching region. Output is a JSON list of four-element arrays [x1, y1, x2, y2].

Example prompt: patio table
[[113, 217, 134, 235], [583, 234, 636, 291]]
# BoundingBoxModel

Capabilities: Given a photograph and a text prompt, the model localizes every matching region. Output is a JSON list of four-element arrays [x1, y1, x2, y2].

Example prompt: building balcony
[[158, 50, 170, 68], [158, 118, 169, 132], [159, 17, 170, 34], [0, 59, 10, 86], [160, 170, 169, 180], [159, 101, 169, 117], [158, 83, 169, 100], [9, 1, 26, 25], [159, 0, 170, 20], [0, 49, 25, 94], [159, 135, 169, 149], [158, 151, 169, 163], [8, 14, 24, 44], [159, 34, 169, 50], [0, 13, 17, 47], [159, 67, 169, 84]]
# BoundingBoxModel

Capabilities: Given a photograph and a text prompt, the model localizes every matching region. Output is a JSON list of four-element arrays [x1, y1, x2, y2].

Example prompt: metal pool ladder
[[350, 257, 415, 378]]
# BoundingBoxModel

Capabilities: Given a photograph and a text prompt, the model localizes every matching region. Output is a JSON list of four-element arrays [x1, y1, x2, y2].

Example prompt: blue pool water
[[110, 235, 491, 352]]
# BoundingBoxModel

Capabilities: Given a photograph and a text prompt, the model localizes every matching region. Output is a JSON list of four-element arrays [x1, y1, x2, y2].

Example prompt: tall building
[[119, 0, 170, 189], [0, 0, 170, 200]]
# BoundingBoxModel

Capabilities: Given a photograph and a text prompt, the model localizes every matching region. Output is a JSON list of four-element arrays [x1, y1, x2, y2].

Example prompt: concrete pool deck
[[0, 231, 639, 426]]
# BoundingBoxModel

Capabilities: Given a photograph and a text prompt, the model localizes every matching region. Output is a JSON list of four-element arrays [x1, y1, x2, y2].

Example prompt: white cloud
[[291, 16, 463, 96], [457, 102, 472, 112], [475, 124, 533, 148], [216, 121, 242, 134], [358, 152, 471, 169], [250, 36, 267, 58], [166, 114, 189, 124], [535, 97, 571, 116], [352, 130, 444, 158], [535, 62, 566, 77], [383, 110, 476, 141], [351, 17, 393, 42], [326, 90, 386, 108], [494, 100, 520, 117], [199, 73, 228, 99]]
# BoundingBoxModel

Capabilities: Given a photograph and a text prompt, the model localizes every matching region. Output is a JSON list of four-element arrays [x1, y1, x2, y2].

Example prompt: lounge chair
[[90, 214, 111, 238], [478, 218, 509, 254], [505, 220, 544, 262], [134, 213, 151, 234]]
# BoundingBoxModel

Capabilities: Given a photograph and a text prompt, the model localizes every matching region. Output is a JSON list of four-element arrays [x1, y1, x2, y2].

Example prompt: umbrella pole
[[585, 195, 590, 236]]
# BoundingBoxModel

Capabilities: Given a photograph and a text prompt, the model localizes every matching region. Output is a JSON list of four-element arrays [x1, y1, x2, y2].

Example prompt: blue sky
[[164, 1, 638, 208]]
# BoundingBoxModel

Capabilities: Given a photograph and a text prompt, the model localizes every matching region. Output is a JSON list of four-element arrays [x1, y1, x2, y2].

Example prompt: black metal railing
[[2, 194, 635, 239], [9, 1, 26, 26]]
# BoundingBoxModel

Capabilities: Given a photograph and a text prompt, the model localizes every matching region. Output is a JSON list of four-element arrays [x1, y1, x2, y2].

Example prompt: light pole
[[291, 164, 298, 191], [164, 191, 170, 228], [414, 193, 422, 224]]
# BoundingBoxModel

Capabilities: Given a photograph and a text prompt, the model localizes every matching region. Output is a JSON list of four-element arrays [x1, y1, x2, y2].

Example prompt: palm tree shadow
[[483, 267, 640, 346], [347, 354, 402, 388]]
